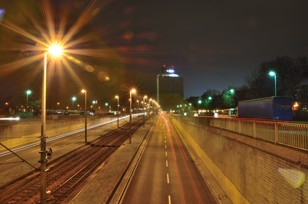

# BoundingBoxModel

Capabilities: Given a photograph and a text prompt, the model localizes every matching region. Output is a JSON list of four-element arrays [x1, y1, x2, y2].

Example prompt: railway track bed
[[0, 120, 144, 203]]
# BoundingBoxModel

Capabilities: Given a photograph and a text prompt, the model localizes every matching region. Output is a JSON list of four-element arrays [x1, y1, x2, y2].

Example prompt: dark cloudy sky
[[111, 0, 308, 98], [84, 0, 308, 97], [0, 0, 307, 105]]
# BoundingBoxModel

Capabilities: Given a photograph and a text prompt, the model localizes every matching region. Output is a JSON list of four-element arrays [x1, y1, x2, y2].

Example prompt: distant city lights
[[161, 64, 180, 77], [166, 69, 175, 73]]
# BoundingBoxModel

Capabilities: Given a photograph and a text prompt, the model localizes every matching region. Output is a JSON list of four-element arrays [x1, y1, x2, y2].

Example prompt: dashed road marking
[[166, 173, 170, 184], [168, 195, 172, 204], [166, 160, 169, 167]]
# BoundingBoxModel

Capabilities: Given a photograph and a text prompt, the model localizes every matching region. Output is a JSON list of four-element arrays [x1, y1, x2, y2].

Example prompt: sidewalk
[[69, 117, 156, 203]]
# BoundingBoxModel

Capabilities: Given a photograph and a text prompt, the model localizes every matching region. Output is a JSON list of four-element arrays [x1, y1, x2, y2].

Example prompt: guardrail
[[192, 117, 308, 151]]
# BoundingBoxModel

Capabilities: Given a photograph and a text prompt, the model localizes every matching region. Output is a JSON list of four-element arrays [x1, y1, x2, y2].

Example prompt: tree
[[242, 56, 308, 100]]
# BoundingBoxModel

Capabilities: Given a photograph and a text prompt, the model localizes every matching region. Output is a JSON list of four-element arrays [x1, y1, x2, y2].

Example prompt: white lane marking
[[166, 173, 170, 184], [165, 151, 168, 157], [165, 144, 167, 149], [166, 160, 169, 167], [168, 195, 172, 204]]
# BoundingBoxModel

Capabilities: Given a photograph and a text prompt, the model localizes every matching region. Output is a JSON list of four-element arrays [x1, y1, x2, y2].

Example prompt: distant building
[[157, 65, 184, 110]]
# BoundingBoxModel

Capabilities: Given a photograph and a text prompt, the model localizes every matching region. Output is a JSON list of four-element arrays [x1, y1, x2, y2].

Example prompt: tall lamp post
[[268, 70, 277, 96], [230, 88, 235, 107], [129, 88, 136, 123], [40, 44, 63, 204], [115, 95, 119, 127], [143, 95, 147, 124], [129, 88, 136, 143], [71, 96, 77, 109], [25, 89, 32, 107], [81, 89, 87, 143]]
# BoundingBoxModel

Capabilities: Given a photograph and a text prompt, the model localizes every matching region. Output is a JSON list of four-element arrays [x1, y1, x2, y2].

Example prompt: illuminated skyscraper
[[157, 65, 184, 110]]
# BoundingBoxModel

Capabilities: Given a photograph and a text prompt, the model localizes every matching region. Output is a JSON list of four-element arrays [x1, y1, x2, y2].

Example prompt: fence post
[[253, 121, 256, 138], [238, 120, 241, 134], [274, 122, 278, 144]]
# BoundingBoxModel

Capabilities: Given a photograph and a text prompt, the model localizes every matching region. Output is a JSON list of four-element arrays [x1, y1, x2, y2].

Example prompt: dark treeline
[[187, 56, 308, 109]]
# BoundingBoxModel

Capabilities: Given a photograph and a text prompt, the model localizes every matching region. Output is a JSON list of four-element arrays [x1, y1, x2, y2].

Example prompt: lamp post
[[230, 88, 235, 107], [129, 88, 136, 123], [268, 70, 277, 96], [143, 95, 148, 108], [71, 96, 77, 109], [129, 88, 137, 143], [25, 89, 32, 107], [40, 44, 63, 204], [115, 95, 119, 127], [81, 89, 87, 143], [143, 95, 148, 125]]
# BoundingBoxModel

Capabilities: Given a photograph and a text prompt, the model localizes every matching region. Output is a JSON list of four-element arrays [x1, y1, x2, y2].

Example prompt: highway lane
[[122, 113, 216, 204]]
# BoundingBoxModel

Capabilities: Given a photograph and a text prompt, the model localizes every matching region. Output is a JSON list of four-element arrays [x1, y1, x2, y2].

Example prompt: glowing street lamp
[[25, 89, 32, 106], [230, 88, 235, 94], [268, 70, 277, 96], [143, 95, 148, 108], [115, 95, 119, 127], [81, 89, 87, 143], [230, 88, 235, 107], [129, 88, 137, 123], [40, 44, 63, 203], [71, 96, 77, 109]]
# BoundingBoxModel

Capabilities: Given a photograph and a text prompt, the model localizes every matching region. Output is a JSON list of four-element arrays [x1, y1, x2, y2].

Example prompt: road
[[122, 113, 216, 204]]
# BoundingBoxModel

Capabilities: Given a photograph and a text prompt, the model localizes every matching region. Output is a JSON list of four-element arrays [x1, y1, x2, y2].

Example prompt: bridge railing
[[191, 116, 308, 151]]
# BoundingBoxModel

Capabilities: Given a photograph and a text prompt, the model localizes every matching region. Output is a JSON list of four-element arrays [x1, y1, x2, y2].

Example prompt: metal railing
[[191, 117, 308, 151]]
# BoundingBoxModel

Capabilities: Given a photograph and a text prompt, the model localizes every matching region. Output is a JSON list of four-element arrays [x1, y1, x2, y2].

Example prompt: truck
[[237, 96, 293, 120]]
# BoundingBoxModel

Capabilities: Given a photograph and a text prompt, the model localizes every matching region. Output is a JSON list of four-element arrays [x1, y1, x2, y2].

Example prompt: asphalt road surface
[[122, 113, 216, 204]]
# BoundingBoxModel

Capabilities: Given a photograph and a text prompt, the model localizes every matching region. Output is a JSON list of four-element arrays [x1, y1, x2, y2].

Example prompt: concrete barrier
[[0, 116, 113, 150], [171, 116, 307, 204]]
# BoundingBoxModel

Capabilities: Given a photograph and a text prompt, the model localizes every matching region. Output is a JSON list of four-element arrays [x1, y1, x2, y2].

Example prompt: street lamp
[[40, 44, 63, 204], [230, 88, 235, 94], [143, 95, 148, 107], [81, 89, 87, 143], [268, 70, 277, 96], [25, 89, 32, 107], [230, 88, 235, 107], [115, 95, 119, 128], [71, 96, 77, 109], [142, 95, 148, 126], [129, 88, 137, 123]]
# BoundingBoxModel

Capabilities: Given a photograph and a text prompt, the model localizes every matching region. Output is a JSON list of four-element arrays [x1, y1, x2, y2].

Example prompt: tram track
[[0, 120, 144, 203]]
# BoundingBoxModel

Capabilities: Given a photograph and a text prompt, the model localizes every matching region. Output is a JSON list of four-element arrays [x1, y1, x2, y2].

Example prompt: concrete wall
[[171, 116, 307, 204], [0, 116, 113, 149]]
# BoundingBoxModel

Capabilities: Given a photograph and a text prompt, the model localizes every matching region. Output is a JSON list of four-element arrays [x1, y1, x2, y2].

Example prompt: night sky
[[0, 0, 307, 106]]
